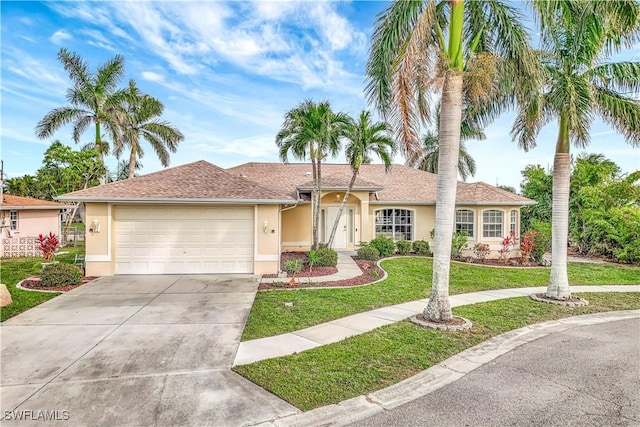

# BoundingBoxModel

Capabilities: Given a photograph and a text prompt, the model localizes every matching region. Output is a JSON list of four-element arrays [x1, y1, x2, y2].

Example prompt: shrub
[[369, 236, 396, 257], [473, 243, 490, 261], [357, 245, 380, 260], [395, 240, 412, 255], [37, 232, 60, 262], [451, 231, 469, 259], [40, 263, 82, 287], [307, 250, 320, 272], [284, 259, 303, 275], [498, 231, 518, 264], [519, 230, 537, 264], [316, 247, 338, 267], [412, 240, 431, 256], [530, 220, 552, 263]]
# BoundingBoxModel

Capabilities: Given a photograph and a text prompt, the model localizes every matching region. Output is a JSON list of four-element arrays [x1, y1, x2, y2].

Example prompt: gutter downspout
[[278, 201, 300, 273]]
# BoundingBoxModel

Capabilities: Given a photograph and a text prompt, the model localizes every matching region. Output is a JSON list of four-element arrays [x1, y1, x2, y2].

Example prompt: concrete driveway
[[1, 275, 298, 426]]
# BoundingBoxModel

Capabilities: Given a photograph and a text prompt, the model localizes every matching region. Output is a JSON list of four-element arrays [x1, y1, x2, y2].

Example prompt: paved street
[[350, 318, 640, 427]]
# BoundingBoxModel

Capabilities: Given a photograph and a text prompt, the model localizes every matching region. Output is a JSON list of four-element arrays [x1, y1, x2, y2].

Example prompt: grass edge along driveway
[[242, 257, 640, 341], [234, 292, 640, 411]]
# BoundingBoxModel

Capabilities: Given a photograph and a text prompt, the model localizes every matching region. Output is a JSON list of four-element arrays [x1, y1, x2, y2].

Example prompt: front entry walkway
[[1, 275, 298, 426]]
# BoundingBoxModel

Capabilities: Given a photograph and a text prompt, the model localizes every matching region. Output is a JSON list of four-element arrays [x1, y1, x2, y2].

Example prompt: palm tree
[[276, 100, 349, 249], [366, 0, 539, 322], [35, 48, 125, 170], [113, 81, 183, 179], [326, 111, 394, 248], [406, 102, 484, 181], [513, 1, 640, 300]]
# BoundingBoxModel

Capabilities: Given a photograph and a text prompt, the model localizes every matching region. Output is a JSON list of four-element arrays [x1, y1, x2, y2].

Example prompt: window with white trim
[[455, 209, 474, 237], [10, 211, 18, 231], [348, 209, 354, 243], [483, 210, 503, 238], [375, 209, 414, 241], [510, 210, 518, 234]]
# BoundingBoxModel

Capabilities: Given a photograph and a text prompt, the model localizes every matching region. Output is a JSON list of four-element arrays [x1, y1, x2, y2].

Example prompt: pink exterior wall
[[2, 209, 61, 239]]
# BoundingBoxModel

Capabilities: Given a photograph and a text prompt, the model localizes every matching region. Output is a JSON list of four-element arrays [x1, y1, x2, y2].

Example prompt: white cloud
[[49, 29, 72, 44], [141, 71, 164, 83]]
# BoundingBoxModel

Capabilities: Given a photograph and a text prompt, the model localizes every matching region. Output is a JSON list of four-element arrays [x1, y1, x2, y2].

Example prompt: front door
[[327, 207, 348, 249]]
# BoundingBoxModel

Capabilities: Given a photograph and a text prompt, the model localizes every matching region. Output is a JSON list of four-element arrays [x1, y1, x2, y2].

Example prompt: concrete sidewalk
[[260, 252, 362, 284], [234, 285, 640, 366]]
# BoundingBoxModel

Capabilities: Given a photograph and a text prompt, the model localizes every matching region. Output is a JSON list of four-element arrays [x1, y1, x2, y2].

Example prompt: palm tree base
[[410, 314, 472, 332], [530, 293, 589, 308]]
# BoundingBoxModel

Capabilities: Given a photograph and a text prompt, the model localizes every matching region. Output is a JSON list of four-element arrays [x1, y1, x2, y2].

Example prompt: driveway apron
[[1, 275, 298, 426]]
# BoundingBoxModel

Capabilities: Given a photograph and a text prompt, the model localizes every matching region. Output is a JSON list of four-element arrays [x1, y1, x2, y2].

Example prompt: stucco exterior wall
[[255, 205, 280, 274], [1, 209, 61, 239], [281, 204, 312, 251], [84, 202, 113, 276], [455, 204, 522, 259]]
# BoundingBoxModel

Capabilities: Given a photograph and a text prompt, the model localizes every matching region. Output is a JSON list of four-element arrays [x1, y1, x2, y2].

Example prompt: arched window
[[375, 209, 414, 240], [483, 210, 503, 238], [455, 209, 474, 238], [510, 210, 518, 235]]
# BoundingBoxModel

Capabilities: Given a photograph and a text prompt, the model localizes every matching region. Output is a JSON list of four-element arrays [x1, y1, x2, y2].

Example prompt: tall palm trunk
[[128, 145, 137, 179], [313, 159, 323, 249], [327, 171, 358, 247], [547, 114, 571, 299], [95, 121, 107, 184], [423, 72, 463, 322]]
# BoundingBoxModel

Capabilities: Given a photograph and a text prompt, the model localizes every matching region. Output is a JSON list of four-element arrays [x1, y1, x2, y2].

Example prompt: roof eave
[[0, 205, 70, 210], [297, 186, 384, 192], [370, 200, 536, 206], [55, 197, 297, 205]]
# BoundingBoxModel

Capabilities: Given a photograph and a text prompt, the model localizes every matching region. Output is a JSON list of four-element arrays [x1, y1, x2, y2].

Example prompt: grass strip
[[234, 292, 640, 411], [1, 246, 84, 322], [243, 257, 640, 340]]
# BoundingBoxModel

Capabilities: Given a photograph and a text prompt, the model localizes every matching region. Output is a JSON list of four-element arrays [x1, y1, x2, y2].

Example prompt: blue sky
[[1, 1, 638, 190]]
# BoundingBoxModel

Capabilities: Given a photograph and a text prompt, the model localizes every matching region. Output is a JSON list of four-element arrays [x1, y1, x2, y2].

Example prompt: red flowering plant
[[519, 230, 537, 265], [498, 231, 518, 264], [37, 232, 60, 262]]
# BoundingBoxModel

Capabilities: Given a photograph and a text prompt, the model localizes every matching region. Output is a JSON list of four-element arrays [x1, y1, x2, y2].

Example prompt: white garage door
[[115, 206, 254, 274]]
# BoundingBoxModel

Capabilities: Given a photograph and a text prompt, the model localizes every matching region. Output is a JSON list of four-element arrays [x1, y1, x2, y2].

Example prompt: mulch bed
[[261, 252, 338, 278], [20, 276, 98, 292], [460, 257, 545, 267], [259, 257, 384, 290]]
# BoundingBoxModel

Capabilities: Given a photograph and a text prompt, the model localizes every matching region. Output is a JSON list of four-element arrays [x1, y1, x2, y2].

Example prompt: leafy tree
[[276, 100, 349, 249], [112, 80, 184, 179], [326, 111, 394, 248], [513, 1, 640, 299], [519, 164, 553, 232], [35, 48, 125, 176], [366, 0, 539, 322], [405, 103, 484, 181]]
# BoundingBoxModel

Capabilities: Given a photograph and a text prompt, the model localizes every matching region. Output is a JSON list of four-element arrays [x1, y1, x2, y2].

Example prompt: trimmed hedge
[[369, 236, 395, 258], [316, 247, 338, 267], [40, 263, 82, 287], [412, 240, 431, 256], [357, 245, 380, 260], [395, 240, 412, 255]]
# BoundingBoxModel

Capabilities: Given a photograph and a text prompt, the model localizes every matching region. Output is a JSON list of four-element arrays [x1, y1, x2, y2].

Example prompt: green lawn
[[1, 244, 85, 322], [234, 292, 640, 411], [242, 257, 640, 340]]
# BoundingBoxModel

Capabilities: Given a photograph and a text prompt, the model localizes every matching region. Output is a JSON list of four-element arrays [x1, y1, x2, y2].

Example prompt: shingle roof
[[228, 163, 534, 205], [57, 160, 295, 203], [1, 194, 68, 210]]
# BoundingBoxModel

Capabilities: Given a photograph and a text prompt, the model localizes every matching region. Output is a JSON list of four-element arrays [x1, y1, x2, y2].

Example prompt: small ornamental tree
[[519, 230, 537, 265], [37, 232, 59, 262]]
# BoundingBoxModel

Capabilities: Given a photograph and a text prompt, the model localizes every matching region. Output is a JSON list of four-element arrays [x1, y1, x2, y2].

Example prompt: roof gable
[[57, 160, 294, 203]]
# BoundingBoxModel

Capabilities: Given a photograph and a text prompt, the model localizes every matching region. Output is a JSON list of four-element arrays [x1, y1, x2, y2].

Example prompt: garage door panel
[[115, 206, 254, 274]]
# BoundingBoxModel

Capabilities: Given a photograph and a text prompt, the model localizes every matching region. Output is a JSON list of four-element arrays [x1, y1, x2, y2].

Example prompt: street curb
[[252, 310, 640, 427]]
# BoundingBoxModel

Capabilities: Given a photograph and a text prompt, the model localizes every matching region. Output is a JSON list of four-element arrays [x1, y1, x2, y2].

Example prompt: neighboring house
[[58, 160, 534, 277], [0, 194, 68, 258]]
